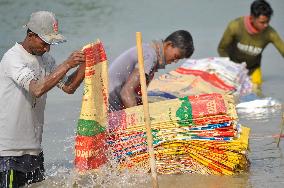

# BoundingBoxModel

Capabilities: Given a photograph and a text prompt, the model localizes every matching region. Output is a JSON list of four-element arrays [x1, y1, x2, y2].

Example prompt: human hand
[[65, 51, 85, 69]]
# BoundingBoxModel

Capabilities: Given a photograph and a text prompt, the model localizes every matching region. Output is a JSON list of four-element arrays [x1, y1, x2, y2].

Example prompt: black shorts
[[0, 152, 45, 187]]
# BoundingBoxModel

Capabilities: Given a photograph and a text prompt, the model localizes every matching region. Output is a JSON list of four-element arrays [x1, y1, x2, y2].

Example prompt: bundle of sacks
[[107, 93, 250, 175], [148, 57, 253, 102], [74, 45, 250, 175], [75, 40, 109, 171]]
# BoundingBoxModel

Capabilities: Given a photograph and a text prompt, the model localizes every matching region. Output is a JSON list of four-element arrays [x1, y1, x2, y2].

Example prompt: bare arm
[[29, 51, 85, 98], [120, 68, 140, 108], [61, 61, 86, 94]]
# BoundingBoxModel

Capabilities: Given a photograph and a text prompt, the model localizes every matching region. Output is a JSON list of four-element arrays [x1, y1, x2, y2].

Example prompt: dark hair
[[251, 0, 273, 18], [27, 28, 36, 35], [27, 28, 32, 33], [164, 30, 194, 58]]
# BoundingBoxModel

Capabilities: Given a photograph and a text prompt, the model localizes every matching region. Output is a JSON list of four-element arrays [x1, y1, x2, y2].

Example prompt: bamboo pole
[[136, 32, 159, 188], [276, 113, 284, 147]]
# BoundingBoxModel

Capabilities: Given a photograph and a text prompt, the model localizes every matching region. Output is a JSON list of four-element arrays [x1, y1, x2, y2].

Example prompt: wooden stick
[[136, 32, 159, 188], [276, 112, 284, 147]]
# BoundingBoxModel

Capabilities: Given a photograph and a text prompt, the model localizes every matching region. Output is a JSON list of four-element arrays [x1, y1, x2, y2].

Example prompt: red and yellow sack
[[75, 40, 109, 171]]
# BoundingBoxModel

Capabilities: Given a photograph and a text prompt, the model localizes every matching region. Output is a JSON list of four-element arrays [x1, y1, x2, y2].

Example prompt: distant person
[[218, 0, 284, 92], [108, 30, 194, 111], [0, 11, 85, 187]]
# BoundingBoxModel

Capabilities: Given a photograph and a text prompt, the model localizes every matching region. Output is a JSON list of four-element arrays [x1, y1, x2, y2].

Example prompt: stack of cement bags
[[107, 93, 250, 175]]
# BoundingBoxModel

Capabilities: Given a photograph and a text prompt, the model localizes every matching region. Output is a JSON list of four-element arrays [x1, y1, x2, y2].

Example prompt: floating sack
[[236, 94, 282, 120], [75, 40, 109, 171]]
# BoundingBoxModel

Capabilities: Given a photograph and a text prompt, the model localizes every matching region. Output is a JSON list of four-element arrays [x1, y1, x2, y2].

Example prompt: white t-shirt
[[0, 43, 56, 156]]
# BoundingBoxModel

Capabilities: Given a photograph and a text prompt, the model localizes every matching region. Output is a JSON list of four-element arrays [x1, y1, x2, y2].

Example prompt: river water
[[1, 0, 284, 187]]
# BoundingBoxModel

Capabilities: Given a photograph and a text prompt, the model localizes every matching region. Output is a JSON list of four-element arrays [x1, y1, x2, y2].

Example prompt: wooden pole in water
[[136, 32, 159, 188], [276, 113, 284, 147]]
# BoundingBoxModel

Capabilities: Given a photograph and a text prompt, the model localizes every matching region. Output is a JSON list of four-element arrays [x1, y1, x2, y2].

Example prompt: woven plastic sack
[[108, 93, 237, 132], [75, 40, 109, 171], [75, 133, 107, 171], [148, 70, 227, 97]]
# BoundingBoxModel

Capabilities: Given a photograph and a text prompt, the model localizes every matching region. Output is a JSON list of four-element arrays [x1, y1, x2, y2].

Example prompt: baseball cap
[[25, 11, 66, 45]]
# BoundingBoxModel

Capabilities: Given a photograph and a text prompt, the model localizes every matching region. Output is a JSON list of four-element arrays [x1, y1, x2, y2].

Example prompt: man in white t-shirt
[[0, 11, 86, 187]]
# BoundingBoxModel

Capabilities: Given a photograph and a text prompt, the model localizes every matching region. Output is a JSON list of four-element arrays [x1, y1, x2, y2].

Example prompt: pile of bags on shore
[[108, 93, 250, 175]]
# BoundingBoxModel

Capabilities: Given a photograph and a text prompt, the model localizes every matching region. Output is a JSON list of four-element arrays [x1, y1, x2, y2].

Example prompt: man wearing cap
[[0, 11, 85, 187]]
